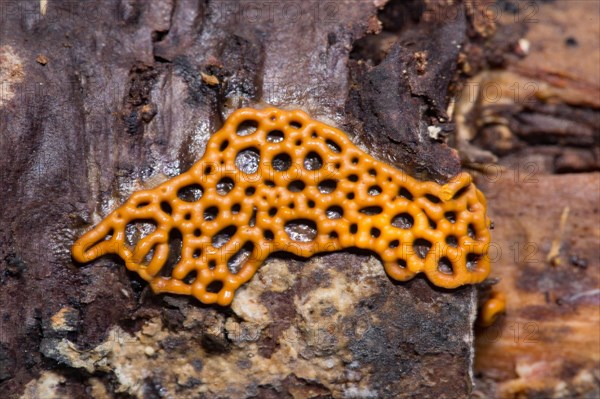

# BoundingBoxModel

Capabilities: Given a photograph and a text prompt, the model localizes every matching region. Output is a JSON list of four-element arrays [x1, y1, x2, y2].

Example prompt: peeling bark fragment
[[345, 0, 471, 182], [345, 42, 462, 183]]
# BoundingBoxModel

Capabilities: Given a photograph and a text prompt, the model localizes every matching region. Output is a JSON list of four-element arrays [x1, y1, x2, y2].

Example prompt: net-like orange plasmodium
[[72, 107, 492, 306]]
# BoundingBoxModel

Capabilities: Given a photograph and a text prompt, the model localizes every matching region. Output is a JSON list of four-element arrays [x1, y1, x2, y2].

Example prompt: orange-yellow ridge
[[72, 108, 492, 306]]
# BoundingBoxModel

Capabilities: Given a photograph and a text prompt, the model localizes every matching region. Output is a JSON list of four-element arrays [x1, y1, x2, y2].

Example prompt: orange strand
[[479, 291, 506, 327]]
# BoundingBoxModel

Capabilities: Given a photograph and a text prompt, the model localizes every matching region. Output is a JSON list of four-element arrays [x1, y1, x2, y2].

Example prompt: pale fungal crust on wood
[[72, 107, 492, 306]]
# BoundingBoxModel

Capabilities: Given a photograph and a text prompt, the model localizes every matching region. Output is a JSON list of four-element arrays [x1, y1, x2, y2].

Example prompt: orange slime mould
[[72, 107, 492, 306], [479, 291, 506, 327]]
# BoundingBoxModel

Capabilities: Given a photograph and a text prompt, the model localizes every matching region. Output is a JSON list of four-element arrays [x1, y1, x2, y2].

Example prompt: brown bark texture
[[1, 0, 598, 398]]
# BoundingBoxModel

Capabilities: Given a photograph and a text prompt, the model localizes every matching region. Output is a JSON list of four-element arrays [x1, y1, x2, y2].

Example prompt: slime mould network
[[73, 108, 492, 306]]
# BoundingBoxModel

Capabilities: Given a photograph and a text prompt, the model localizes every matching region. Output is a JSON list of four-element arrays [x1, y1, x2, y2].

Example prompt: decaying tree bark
[[464, 1, 600, 398], [4, 0, 597, 398]]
